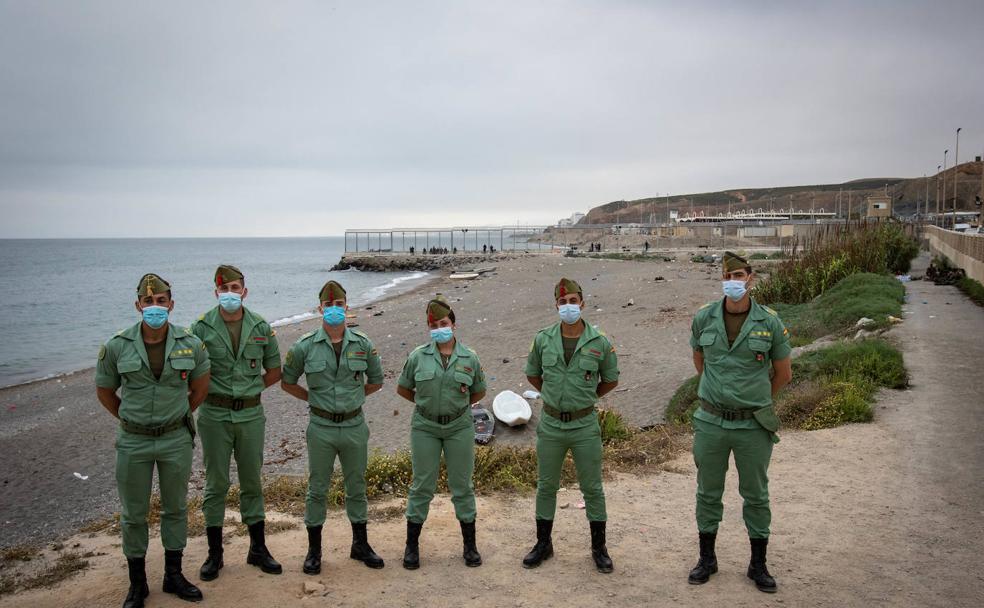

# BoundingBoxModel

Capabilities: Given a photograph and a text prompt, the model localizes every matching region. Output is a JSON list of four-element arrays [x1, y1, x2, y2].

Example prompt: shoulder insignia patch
[[98, 344, 106, 360], [783, 328, 789, 336], [270, 329, 276, 336], [202, 342, 207, 350], [300, 330, 316, 341], [763, 306, 778, 316], [285, 350, 294, 365], [352, 329, 369, 339], [699, 302, 713, 311], [371, 348, 378, 356], [198, 314, 205, 320], [411, 344, 427, 354]]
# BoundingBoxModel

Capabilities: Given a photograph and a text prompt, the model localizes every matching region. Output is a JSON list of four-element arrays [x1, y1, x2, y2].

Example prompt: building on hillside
[[865, 195, 892, 219], [557, 212, 586, 227]]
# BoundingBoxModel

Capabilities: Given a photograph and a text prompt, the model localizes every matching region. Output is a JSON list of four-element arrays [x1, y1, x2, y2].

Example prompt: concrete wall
[[926, 225, 984, 283]]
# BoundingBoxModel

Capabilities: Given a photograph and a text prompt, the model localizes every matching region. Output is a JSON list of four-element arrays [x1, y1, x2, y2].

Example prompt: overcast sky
[[1, 0, 981, 237]]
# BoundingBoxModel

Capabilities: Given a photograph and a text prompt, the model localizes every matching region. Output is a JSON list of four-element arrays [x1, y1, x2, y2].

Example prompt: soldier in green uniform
[[687, 252, 792, 593], [396, 295, 487, 569], [523, 278, 620, 573], [95, 274, 211, 608], [191, 265, 283, 580], [281, 280, 386, 574]]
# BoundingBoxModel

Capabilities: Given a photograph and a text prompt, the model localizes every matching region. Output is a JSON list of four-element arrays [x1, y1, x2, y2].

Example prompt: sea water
[[0, 237, 427, 387]]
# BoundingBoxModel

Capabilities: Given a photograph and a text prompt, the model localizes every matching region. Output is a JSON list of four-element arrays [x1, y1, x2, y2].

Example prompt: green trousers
[[535, 417, 607, 522], [115, 428, 193, 558], [692, 417, 774, 539], [305, 419, 369, 527], [406, 412, 476, 524], [198, 413, 266, 527]]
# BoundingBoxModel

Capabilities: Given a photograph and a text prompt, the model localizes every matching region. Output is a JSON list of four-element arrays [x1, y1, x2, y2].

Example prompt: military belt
[[120, 416, 187, 437], [699, 400, 758, 421], [207, 393, 261, 411], [415, 407, 468, 425], [543, 404, 596, 422], [309, 406, 363, 424]]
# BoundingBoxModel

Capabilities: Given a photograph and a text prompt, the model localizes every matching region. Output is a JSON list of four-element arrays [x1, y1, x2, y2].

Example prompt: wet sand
[[0, 252, 723, 549]]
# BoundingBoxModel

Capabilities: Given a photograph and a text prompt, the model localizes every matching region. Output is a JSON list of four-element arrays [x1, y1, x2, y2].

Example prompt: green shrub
[[957, 277, 984, 306], [754, 223, 919, 304], [794, 338, 908, 389], [665, 376, 700, 428], [749, 252, 769, 260], [598, 408, 632, 443], [801, 379, 875, 429]]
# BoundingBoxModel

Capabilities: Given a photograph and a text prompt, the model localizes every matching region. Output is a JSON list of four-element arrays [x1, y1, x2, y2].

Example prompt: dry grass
[[0, 552, 90, 597]]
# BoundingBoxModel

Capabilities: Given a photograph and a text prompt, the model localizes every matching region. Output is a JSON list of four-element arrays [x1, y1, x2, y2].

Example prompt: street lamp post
[[936, 164, 942, 223], [942, 150, 948, 228], [953, 128, 961, 220]]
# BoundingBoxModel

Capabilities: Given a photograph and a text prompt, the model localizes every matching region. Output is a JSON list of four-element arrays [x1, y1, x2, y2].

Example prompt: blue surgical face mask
[[430, 327, 454, 344], [218, 291, 242, 313], [323, 305, 346, 326], [722, 279, 748, 301], [558, 303, 582, 325], [142, 305, 169, 329]]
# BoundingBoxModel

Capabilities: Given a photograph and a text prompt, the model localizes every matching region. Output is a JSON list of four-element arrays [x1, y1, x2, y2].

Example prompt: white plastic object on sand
[[522, 390, 541, 400], [492, 390, 532, 427]]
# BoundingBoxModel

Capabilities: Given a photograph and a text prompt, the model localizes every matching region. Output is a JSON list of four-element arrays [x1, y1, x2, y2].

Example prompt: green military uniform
[[282, 319, 383, 526], [191, 267, 281, 529], [525, 295, 619, 522], [397, 336, 486, 524], [95, 276, 209, 559], [689, 256, 791, 540]]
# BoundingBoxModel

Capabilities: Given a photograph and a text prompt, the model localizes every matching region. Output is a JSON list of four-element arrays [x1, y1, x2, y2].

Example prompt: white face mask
[[722, 279, 748, 301], [558, 303, 582, 324]]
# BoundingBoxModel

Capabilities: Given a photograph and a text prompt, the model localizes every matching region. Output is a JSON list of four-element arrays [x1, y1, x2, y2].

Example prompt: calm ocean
[[0, 238, 428, 387]]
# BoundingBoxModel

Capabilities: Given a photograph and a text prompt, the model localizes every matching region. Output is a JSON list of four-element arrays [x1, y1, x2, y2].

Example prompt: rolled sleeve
[[282, 343, 304, 385], [190, 341, 211, 380], [600, 340, 620, 383], [397, 356, 416, 390], [524, 336, 542, 377], [689, 316, 702, 351], [771, 319, 792, 361], [470, 358, 487, 393], [366, 341, 384, 385], [263, 327, 282, 370], [95, 342, 120, 389]]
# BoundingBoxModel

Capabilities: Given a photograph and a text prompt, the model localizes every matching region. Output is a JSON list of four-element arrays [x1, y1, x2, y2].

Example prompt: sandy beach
[[0, 252, 717, 550], [1, 253, 984, 607]]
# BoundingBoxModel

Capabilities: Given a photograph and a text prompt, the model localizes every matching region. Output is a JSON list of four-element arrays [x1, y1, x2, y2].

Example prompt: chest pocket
[[243, 344, 264, 375], [746, 337, 771, 363], [578, 357, 599, 383], [453, 370, 474, 389], [168, 355, 195, 385], [205, 341, 230, 371], [346, 355, 368, 383], [542, 352, 560, 368], [698, 331, 717, 348], [117, 356, 143, 376], [414, 369, 438, 397], [304, 358, 329, 387]]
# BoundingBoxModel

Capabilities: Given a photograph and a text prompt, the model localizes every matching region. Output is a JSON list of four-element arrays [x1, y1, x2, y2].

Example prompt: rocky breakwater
[[331, 253, 517, 272]]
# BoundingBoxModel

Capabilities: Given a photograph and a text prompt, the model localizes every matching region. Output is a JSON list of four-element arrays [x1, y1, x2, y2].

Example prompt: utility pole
[[848, 190, 852, 222], [936, 164, 942, 223], [923, 173, 929, 220], [837, 187, 842, 218], [811, 191, 816, 222]]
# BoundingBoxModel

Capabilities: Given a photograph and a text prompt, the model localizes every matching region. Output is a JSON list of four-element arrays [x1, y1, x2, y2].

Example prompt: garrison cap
[[214, 264, 244, 286], [426, 294, 452, 324], [722, 251, 751, 273], [319, 280, 346, 303], [554, 277, 582, 300], [136, 273, 170, 296]]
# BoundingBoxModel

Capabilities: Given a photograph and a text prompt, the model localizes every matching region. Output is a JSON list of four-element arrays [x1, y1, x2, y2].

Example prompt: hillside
[[579, 161, 983, 224]]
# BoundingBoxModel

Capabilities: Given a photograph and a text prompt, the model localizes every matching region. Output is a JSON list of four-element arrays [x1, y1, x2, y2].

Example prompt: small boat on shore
[[472, 408, 495, 444], [449, 272, 479, 280], [492, 390, 532, 427]]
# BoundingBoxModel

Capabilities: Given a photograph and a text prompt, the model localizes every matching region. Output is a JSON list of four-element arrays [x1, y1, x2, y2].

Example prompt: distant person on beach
[[281, 280, 386, 575], [95, 273, 211, 606], [396, 295, 487, 569], [687, 251, 792, 593], [190, 265, 283, 581], [523, 278, 620, 573]]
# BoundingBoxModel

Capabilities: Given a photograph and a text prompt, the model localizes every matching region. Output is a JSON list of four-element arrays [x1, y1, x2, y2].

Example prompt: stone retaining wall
[[925, 225, 984, 283]]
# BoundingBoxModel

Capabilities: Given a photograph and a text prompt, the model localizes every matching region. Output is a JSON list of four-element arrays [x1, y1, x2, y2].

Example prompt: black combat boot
[[245, 520, 282, 574], [303, 525, 323, 575], [747, 537, 777, 593], [459, 520, 482, 567], [198, 526, 223, 581], [162, 549, 203, 602], [350, 521, 385, 569], [122, 556, 149, 608], [522, 519, 554, 569], [688, 532, 719, 584], [402, 521, 423, 570], [589, 520, 614, 573]]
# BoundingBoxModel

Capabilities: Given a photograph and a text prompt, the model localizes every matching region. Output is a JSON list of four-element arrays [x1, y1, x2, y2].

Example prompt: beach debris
[[576, 501, 586, 509], [654, 276, 665, 282], [895, 275, 912, 282], [888, 315, 903, 324], [393, 409, 400, 416], [502, 358, 510, 364], [621, 299, 634, 308], [522, 390, 541, 400], [472, 408, 495, 444], [559, 502, 571, 509], [73, 472, 89, 481], [57, 406, 65, 412], [855, 317, 876, 328]]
